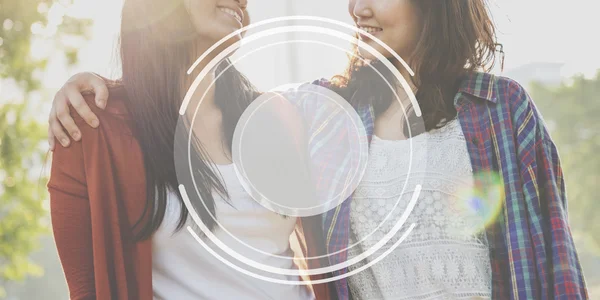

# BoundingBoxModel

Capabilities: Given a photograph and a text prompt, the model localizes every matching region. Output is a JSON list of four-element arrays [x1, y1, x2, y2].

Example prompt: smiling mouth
[[359, 26, 383, 34], [219, 7, 243, 24], [358, 26, 383, 40]]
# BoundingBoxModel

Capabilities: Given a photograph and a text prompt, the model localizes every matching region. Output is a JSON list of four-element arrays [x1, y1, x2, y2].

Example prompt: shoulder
[[468, 73, 547, 144], [77, 84, 135, 136], [49, 84, 144, 188], [491, 75, 544, 128], [463, 72, 538, 122], [493, 74, 532, 105], [460, 71, 531, 105], [54, 84, 137, 166]]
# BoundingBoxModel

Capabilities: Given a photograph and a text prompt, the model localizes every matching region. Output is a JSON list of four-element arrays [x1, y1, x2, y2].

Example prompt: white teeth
[[359, 26, 383, 34], [219, 7, 242, 24]]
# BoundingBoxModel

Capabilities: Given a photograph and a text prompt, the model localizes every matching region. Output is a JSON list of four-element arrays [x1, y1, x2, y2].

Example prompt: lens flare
[[452, 171, 505, 236]]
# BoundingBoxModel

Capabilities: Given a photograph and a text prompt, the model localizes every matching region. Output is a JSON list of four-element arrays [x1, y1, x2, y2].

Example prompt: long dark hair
[[118, 0, 259, 240], [332, 0, 500, 134]]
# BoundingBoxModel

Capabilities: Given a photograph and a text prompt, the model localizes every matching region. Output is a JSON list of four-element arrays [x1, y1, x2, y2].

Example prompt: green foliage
[[529, 72, 600, 254], [0, 104, 47, 296], [0, 104, 48, 297], [1, 0, 90, 92], [0, 0, 90, 296]]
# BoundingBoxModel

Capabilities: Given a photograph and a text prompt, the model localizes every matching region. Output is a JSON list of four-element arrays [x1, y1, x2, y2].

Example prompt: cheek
[[383, 6, 421, 56], [402, 15, 422, 55], [188, 7, 233, 40], [402, 3, 422, 51], [186, 1, 212, 32]]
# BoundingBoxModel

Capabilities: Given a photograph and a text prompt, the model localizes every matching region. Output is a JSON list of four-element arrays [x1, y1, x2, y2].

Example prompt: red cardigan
[[48, 87, 333, 300]]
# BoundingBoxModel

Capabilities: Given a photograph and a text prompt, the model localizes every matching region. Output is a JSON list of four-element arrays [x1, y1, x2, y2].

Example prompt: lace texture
[[348, 119, 492, 300]]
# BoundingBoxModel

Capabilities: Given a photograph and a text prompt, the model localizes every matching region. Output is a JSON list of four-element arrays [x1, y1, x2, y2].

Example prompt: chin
[[210, 29, 242, 49], [358, 46, 386, 61]]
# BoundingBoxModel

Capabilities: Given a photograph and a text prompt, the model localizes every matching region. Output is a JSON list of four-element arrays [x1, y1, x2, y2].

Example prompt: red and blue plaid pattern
[[309, 72, 588, 299]]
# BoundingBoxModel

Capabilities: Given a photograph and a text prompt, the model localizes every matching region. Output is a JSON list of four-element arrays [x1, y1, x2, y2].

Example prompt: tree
[[0, 103, 47, 298], [0, 0, 90, 297], [529, 72, 600, 255]]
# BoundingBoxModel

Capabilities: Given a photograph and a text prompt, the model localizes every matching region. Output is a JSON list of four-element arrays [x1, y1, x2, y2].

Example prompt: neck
[[393, 55, 418, 91], [373, 60, 419, 140], [383, 60, 418, 120]]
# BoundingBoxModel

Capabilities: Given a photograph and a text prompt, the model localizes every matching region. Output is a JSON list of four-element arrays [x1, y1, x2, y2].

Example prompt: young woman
[[321, 1, 589, 299], [46, 0, 342, 299], [49, 0, 589, 299]]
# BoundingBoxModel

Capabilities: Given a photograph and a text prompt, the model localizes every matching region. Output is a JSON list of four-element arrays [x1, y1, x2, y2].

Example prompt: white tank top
[[152, 164, 313, 300]]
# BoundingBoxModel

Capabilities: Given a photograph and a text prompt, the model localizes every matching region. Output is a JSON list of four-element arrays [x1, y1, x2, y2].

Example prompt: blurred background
[[0, 0, 599, 299]]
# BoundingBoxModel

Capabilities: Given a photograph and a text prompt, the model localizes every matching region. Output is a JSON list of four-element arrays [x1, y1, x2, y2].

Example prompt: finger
[[50, 117, 71, 148], [54, 103, 76, 146], [48, 123, 55, 151], [89, 74, 109, 110], [48, 94, 68, 147], [66, 87, 99, 129]]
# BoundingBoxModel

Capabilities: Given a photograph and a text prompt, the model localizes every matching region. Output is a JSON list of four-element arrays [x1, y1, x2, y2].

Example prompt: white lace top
[[347, 119, 492, 300]]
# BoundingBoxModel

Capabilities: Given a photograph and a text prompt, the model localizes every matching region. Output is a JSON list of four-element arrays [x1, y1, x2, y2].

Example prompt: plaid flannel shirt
[[306, 72, 588, 299]]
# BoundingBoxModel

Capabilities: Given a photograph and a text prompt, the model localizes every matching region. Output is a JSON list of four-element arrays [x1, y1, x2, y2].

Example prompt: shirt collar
[[455, 71, 498, 106]]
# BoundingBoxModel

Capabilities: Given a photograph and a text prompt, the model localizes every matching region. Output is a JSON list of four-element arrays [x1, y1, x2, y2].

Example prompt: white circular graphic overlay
[[174, 16, 425, 285]]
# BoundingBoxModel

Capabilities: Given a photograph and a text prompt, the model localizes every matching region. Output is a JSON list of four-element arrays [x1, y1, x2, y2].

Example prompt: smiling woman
[[326, 0, 588, 299], [46, 0, 325, 299]]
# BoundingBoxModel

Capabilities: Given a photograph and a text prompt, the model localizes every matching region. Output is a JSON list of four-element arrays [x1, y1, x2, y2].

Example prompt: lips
[[357, 25, 383, 41], [219, 6, 243, 24], [358, 26, 383, 34]]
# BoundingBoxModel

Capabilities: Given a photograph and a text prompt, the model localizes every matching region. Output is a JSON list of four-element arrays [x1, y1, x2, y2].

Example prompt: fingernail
[[61, 138, 70, 146], [72, 131, 80, 140], [98, 100, 106, 109], [91, 119, 99, 127]]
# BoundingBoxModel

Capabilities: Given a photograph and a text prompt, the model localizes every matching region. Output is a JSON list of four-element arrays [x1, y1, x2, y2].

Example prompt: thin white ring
[[180, 184, 421, 278], [178, 18, 424, 280]]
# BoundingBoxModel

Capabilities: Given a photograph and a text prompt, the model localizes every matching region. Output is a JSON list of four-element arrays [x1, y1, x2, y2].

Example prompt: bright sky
[[38, 0, 600, 92]]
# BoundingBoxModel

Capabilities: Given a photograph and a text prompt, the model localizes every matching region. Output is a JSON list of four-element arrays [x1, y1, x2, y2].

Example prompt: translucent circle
[[175, 16, 425, 284], [231, 84, 368, 217]]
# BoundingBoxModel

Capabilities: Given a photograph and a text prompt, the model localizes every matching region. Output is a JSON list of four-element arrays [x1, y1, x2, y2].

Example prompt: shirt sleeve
[[47, 133, 96, 300], [512, 81, 589, 299], [280, 79, 361, 222], [299, 79, 363, 282]]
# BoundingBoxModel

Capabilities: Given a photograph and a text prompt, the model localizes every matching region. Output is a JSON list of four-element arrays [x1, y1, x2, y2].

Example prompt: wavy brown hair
[[332, 0, 501, 134]]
